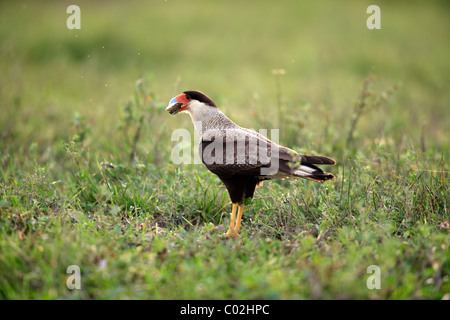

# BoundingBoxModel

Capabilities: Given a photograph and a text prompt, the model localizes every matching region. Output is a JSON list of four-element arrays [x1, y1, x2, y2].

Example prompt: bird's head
[[166, 90, 217, 115]]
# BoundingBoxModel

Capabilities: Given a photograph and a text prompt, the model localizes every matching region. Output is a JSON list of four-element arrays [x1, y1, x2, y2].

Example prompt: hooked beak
[[166, 93, 189, 115]]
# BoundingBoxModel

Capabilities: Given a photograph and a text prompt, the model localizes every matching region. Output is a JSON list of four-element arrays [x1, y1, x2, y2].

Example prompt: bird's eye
[[185, 93, 191, 100]]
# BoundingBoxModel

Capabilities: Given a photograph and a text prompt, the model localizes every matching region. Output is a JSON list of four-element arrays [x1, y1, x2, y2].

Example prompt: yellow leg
[[224, 203, 239, 239], [235, 205, 244, 231]]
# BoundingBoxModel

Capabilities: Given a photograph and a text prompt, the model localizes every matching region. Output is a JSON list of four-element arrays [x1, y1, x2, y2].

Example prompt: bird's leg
[[223, 203, 239, 239], [235, 205, 244, 232]]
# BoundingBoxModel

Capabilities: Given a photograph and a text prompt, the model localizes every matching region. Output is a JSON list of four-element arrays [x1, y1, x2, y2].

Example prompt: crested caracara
[[166, 90, 335, 238]]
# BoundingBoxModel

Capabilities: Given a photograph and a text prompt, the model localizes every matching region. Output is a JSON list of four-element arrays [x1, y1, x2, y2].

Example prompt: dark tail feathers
[[295, 154, 336, 182], [301, 155, 336, 166]]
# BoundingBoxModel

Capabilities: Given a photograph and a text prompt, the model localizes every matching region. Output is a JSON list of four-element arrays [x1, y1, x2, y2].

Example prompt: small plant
[[346, 76, 400, 145], [119, 78, 166, 165]]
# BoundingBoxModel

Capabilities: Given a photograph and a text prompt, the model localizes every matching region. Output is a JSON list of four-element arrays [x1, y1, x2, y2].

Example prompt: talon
[[224, 227, 239, 239], [219, 203, 240, 239]]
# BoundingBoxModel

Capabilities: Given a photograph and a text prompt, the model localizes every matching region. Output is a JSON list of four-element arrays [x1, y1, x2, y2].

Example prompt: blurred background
[[1, 0, 449, 300], [1, 0, 449, 172]]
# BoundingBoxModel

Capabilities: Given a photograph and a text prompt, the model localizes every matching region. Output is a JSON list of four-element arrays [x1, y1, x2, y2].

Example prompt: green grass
[[0, 0, 449, 299]]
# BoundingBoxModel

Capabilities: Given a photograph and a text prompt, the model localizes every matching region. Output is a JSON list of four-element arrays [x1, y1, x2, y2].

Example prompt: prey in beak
[[166, 93, 190, 115]]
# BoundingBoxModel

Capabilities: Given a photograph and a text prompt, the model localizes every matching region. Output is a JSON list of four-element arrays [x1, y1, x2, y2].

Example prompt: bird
[[166, 90, 335, 239]]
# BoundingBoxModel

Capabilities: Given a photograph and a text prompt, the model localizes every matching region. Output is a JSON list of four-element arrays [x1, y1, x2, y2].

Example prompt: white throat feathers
[[186, 100, 237, 136]]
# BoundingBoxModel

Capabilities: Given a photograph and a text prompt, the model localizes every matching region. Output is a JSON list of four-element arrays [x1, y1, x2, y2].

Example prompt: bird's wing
[[199, 128, 300, 178]]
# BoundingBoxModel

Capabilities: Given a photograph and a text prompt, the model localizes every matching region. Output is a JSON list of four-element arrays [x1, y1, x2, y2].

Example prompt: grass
[[0, 0, 449, 299]]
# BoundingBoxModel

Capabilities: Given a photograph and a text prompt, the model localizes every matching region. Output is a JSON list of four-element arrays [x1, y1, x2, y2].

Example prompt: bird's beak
[[166, 93, 189, 115]]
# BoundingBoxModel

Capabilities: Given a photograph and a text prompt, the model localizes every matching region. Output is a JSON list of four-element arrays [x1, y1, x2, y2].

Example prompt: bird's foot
[[220, 227, 239, 239]]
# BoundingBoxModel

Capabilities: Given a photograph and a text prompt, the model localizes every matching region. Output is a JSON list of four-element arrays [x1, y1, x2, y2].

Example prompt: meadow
[[0, 0, 449, 300]]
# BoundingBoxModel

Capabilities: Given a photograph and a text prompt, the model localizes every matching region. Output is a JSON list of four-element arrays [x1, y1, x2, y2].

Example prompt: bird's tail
[[293, 155, 336, 182], [300, 155, 336, 166]]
